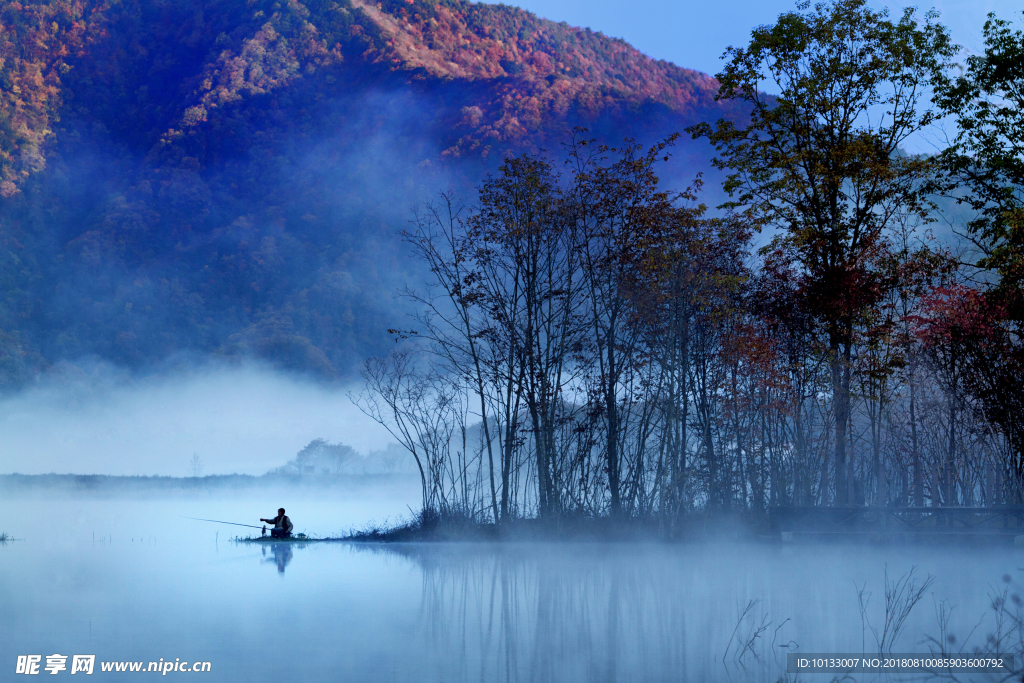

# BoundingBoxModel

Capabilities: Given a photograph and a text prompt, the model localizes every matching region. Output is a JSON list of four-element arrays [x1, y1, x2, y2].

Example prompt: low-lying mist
[[0, 362, 392, 476]]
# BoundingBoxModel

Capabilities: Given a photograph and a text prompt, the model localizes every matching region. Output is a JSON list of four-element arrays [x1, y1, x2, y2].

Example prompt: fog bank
[[0, 364, 391, 476]]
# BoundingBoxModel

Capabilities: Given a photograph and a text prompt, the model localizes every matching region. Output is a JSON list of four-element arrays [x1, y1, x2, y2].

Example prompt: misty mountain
[[0, 0, 745, 387]]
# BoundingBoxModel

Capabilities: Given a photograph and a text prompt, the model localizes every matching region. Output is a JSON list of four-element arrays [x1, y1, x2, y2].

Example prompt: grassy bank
[[346, 509, 769, 543]]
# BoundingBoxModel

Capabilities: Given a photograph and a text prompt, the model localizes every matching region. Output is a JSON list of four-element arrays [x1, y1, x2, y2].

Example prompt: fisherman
[[260, 508, 293, 539]]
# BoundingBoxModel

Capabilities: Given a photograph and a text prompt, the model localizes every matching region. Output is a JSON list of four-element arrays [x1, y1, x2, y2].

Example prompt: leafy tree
[[933, 11, 1024, 476], [569, 133, 686, 517], [910, 284, 1023, 490], [689, 0, 955, 504], [472, 153, 586, 519], [935, 12, 1024, 308]]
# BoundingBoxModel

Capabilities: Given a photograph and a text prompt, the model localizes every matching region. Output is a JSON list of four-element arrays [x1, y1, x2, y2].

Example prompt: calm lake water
[[0, 487, 1019, 682]]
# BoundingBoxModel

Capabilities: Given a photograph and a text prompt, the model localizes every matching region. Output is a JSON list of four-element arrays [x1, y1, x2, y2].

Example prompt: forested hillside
[[0, 0, 743, 387]]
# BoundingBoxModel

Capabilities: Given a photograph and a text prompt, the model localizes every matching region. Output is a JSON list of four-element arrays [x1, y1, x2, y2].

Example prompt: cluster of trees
[[359, 0, 1024, 525], [270, 439, 413, 476]]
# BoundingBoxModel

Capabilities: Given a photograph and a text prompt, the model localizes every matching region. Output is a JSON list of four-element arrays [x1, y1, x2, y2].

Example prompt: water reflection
[[1, 497, 1017, 683], [344, 542, 1021, 683], [358, 544, 790, 683], [260, 542, 294, 574]]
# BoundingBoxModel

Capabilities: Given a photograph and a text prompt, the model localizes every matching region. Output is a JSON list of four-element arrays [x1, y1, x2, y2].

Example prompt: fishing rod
[[183, 516, 266, 530]]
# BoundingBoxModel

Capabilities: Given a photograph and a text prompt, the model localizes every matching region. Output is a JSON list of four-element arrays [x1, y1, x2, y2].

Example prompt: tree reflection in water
[[361, 543, 792, 683]]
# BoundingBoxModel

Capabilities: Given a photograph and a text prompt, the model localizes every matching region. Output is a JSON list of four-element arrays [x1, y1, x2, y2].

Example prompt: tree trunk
[[830, 336, 851, 506], [606, 343, 621, 518], [910, 373, 922, 506]]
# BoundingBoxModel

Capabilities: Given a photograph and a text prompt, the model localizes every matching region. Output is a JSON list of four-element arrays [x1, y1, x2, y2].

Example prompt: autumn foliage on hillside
[[0, 1, 86, 194], [0, 0, 737, 192], [0, 0, 740, 385], [351, 0, 726, 156]]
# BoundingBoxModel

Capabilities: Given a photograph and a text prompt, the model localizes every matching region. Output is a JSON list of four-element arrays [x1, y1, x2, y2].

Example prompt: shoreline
[[341, 515, 1024, 546]]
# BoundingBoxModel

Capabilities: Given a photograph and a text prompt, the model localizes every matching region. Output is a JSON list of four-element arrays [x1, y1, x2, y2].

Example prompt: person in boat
[[260, 508, 293, 539]]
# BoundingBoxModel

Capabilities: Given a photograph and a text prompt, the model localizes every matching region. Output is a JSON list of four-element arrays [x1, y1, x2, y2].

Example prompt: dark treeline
[[356, 0, 1024, 527]]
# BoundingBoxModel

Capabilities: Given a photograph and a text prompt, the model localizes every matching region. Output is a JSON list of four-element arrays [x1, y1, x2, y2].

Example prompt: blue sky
[[509, 0, 1020, 76]]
